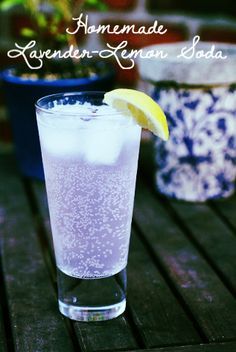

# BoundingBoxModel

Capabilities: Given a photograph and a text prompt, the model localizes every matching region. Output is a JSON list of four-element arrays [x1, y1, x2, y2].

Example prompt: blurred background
[[0, 0, 236, 153]]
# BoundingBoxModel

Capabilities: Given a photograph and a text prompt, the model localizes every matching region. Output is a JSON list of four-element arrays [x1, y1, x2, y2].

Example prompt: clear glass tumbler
[[35, 92, 141, 321]]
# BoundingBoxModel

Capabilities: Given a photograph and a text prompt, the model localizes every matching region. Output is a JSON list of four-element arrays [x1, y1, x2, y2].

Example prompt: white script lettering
[[177, 35, 227, 60], [66, 13, 167, 36]]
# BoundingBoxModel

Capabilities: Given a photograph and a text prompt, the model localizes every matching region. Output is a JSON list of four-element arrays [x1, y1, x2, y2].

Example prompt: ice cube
[[37, 103, 135, 162], [83, 123, 124, 165], [39, 127, 82, 157]]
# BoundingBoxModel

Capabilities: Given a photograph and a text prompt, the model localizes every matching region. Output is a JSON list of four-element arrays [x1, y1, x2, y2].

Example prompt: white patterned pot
[[138, 42, 236, 201]]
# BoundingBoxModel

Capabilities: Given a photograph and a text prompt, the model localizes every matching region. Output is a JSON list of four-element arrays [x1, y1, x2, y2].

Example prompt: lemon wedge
[[104, 88, 169, 140]]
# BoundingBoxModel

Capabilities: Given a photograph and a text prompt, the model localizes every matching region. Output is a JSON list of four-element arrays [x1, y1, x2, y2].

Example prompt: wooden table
[[0, 143, 236, 352]]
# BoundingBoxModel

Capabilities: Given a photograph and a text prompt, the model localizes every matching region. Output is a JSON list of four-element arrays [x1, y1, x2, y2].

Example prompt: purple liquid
[[40, 125, 141, 279]]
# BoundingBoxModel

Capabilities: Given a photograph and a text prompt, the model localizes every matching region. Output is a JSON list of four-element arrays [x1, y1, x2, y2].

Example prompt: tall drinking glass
[[35, 92, 141, 321]]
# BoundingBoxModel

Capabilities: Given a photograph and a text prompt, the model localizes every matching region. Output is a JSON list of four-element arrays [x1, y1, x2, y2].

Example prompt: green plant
[[0, 0, 108, 77]]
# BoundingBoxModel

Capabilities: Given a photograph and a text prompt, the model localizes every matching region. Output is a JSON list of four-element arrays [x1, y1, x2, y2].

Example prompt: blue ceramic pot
[[2, 64, 115, 180], [153, 85, 236, 201], [138, 42, 236, 201]]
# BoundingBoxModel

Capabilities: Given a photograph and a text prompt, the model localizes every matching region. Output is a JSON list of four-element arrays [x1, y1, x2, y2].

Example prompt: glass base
[[59, 298, 126, 321], [57, 267, 127, 322]]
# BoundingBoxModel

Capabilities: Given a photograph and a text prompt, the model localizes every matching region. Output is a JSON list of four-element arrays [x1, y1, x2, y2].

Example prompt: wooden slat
[[211, 195, 236, 230], [131, 341, 236, 352], [127, 230, 200, 347], [166, 199, 236, 294], [0, 160, 12, 352], [134, 180, 236, 343], [31, 181, 138, 352], [0, 237, 7, 352], [75, 317, 137, 352], [0, 155, 75, 352], [0, 306, 7, 352]]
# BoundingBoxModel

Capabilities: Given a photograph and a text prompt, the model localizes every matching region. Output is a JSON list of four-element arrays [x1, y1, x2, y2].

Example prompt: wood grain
[[166, 197, 236, 294], [0, 155, 75, 352], [0, 306, 7, 352], [211, 195, 236, 231], [127, 229, 200, 347], [131, 341, 236, 352], [134, 180, 236, 343]]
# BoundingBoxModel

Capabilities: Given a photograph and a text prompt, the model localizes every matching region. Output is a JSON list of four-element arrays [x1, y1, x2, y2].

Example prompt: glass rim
[[35, 91, 125, 117]]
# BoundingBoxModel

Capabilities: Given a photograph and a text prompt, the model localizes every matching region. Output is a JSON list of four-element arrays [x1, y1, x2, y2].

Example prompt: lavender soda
[[36, 92, 141, 321]]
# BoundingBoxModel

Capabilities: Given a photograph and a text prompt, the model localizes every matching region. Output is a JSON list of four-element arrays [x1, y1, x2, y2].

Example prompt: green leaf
[[0, 0, 25, 11], [84, 0, 108, 11], [49, 24, 58, 34], [52, 12, 62, 25], [97, 2, 108, 10], [20, 27, 36, 38], [36, 13, 47, 28], [55, 33, 67, 43]]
